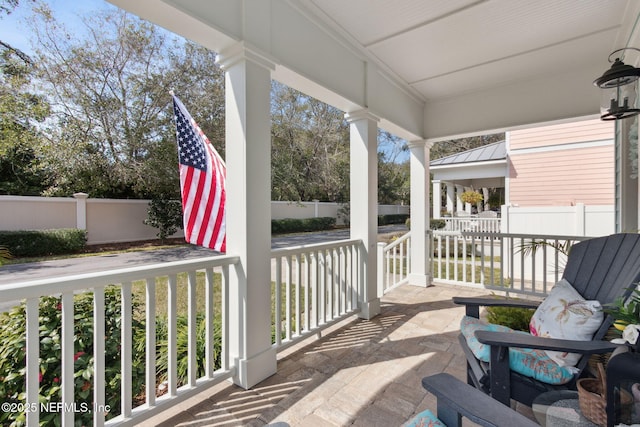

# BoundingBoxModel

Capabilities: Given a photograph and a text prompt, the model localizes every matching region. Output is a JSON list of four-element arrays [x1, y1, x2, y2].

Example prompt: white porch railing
[[0, 255, 239, 427], [0, 240, 365, 426], [271, 239, 362, 351], [378, 233, 411, 294], [431, 231, 588, 297], [442, 217, 501, 233], [379, 230, 589, 298]]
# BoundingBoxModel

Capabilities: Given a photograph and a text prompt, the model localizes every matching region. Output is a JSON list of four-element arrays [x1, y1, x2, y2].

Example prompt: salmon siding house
[[432, 118, 618, 237]]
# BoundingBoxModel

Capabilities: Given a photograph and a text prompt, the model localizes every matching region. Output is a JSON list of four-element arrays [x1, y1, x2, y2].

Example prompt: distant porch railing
[[379, 230, 589, 298], [442, 217, 502, 234]]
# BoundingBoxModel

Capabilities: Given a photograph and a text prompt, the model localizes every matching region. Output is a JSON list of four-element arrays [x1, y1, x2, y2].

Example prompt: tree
[[271, 82, 350, 202], [378, 130, 409, 205], [0, 43, 50, 194], [430, 133, 504, 161], [0, 0, 34, 63], [30, 5, 183, 198]]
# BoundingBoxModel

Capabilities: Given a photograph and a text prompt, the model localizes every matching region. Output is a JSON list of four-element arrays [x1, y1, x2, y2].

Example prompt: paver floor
[[140, 284, 536, 426]]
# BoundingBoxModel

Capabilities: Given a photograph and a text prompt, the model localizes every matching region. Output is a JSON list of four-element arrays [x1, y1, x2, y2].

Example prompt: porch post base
[[234, 346, 277, 390], [408, 273, 432, 287], [358, 298, 381, 320]]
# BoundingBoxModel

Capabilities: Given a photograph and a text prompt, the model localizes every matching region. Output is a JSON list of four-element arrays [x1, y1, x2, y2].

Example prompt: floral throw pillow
[[529, 279, 604, 367], [403, 409, 446, 427]]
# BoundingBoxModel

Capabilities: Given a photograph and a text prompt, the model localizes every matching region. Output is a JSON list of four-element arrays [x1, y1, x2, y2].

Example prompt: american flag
[[172, 94, 226, 252]]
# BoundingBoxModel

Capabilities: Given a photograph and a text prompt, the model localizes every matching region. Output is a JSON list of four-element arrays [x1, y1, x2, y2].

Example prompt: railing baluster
[[327, 249, 334, 318], [310, 251, 317, 329], [340, 247, 346, 314], [187, 271, 197, 387], [26, 297, 39, 427], [295, 255, 302, 336], [274, 256, 282, 346], [120, 282, 133, 419], [221, 266, 230, 372], [145, 279, 156, 407], [319, 251, 326, 324], [94, 286, 106, 427], [61, 292, 74, 426], [167, 273, 178, 395], [304, 253, 311, 332], [286, 255, 292, 341], [205, 268, 215, 378]]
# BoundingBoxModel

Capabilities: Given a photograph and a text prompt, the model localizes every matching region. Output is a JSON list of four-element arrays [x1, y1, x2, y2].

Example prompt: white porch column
[[446, 183, 455, 215], [482, 187, 490, 211], [408, 140, 431, 287], [432, 180, 442, 219], [217, 43, 276, 389], [455, 185, 464, 212], [346, 110, 380, 320]]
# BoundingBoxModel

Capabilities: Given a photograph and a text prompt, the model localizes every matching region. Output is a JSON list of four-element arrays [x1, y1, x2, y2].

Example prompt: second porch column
[[446, 183, 455, 215], [217, 43, 276, 389], [432, 180, 442, 219], [408, 140, 431, 287], [455, 185, 464, 213], [346, 110, 380, 320]]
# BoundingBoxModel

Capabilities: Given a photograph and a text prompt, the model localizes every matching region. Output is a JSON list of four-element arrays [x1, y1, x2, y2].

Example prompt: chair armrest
[[452, 296, 540, 318], [475, 330, 618, 355], [421, 373, 539, 427]]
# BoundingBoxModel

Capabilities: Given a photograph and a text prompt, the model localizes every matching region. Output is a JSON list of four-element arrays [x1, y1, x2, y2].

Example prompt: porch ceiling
[[108, 0, 640, 140], [306, 0, 628, 102]]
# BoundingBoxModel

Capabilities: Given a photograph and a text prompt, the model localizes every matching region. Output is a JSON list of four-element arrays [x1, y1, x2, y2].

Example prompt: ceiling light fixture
[[594, 47, 640, 120]]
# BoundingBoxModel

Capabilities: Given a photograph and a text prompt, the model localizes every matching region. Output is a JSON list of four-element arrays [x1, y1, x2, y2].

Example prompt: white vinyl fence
[[0, 195, 408, 245]]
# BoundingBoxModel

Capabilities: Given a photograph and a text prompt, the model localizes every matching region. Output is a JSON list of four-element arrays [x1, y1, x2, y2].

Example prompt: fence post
[[500, 204, 509, 233], [313, 199, 319, 218], [575, 203, 586, 235], [73, 193, 88, 230]]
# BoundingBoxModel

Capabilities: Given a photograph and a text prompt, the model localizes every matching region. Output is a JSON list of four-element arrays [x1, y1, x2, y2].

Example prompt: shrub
[[377, 214, 409, 225], [430, 219, 446, 230], [485, 305, 535, 332], [0, 245, 12, 266], [153, 313, 222, 386], [144, 196, 183, 242], [403, 218, 446, 230], [0, 287, 145, 426], [460, 190, 483, 205], [271, 217, 336, 234], [0, 229, 87, 257]]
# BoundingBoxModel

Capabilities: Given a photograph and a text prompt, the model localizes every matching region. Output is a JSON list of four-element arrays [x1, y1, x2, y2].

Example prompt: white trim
[[430, 159, 507, 170], [509, 138, 613, 155]]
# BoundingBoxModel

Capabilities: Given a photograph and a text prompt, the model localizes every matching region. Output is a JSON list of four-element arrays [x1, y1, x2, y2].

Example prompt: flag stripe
[[173, 95, 226, 252]]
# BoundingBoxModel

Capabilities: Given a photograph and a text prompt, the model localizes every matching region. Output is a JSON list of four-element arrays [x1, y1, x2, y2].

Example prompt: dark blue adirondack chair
[[453, 233, 640, 407], [413, 373, 538, 427]]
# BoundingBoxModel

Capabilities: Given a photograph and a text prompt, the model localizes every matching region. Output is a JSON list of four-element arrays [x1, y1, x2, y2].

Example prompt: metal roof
[[430, 140, 506, 167]]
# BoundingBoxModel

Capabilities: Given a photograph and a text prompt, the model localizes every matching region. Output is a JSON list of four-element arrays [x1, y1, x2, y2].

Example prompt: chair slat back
[[562, 233, 640, 347], [561, 233, 640, 376], [563, 233, 640, 305]]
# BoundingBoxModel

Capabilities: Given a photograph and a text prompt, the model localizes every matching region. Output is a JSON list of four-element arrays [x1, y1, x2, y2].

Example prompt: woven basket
[[577, 363, 633, 426]]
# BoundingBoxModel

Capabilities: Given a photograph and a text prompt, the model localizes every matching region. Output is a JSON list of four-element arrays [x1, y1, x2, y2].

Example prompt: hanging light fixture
[[594, 47, 640, 120]]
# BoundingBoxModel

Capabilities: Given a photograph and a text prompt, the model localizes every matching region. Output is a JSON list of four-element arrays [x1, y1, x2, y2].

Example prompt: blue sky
[[1, 0, 112, 54]]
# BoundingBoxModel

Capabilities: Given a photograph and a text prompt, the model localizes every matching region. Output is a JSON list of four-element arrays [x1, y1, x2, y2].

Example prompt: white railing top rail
[[455, 231, 592, 241], [270, 238, 361, 258], [0, 254, 241, 301], [381, 232, 410, 252]]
